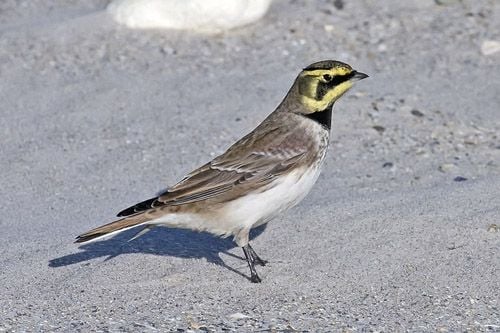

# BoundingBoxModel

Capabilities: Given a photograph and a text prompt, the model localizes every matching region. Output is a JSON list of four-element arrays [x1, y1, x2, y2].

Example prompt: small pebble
[[481, 40, 500, 56], [487, 224, 498, 233], [411, 109, 424, 117], [323, 25, 334, 32], [439, 163, 456, 172], [435, 0, 460, 5], [453, 176, 467, 182], [382, 162, 393, 168], [377, 44, 387, 52], [160, 46, 176, 55], [372, 125, 385, 134], [333, 0, 344, 10], [229, 313, 250, 320], [189, 322, 206, 330]]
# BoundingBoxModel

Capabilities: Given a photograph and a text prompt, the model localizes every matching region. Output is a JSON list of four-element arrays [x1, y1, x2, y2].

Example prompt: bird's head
[[293, 60, 368, 113]]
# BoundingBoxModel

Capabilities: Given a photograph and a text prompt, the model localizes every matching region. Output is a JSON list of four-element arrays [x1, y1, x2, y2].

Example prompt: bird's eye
[[323, 74, 332, 82]]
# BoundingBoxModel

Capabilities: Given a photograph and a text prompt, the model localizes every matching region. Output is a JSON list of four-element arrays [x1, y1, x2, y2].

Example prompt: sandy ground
[[1, 0, 499, 331]]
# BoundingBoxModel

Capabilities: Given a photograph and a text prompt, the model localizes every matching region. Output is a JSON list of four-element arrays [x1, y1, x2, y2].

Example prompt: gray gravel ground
[[1, 0, 499, 331]]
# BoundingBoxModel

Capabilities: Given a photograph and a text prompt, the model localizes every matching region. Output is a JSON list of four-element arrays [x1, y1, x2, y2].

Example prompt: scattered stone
[[453, 176, 467, 182], [411, 109, 424, 117], [447, 243, 465, 250], [372, 125, 385, 134], [188, 321, 206, 330], [323, 24, 334, 32], [228, 313, 250, 320], [481, 40, 500, 56], [333, 0, 344, 10], [160, 46, 176, 55], [487, 224, 498, 233], [438, 163, 456, 172], [435, 0, 460, 5], [377, 43, 387, 52], [382, 162, 393, 168]]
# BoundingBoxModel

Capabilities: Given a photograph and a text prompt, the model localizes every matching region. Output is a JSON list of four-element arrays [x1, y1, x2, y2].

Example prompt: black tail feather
[[116, 196, 159, 217]]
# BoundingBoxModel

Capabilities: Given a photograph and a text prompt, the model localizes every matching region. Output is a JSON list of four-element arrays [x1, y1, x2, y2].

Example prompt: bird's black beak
[[350, 71, 369, 81]]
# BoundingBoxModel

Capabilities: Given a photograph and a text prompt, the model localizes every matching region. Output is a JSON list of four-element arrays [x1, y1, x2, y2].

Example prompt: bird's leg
[[247, 244, 267, 266], [242, 245, 262, 283]]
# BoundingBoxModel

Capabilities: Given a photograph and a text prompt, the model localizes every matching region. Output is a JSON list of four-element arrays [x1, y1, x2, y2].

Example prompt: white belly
[[222, 166, 322, 230]]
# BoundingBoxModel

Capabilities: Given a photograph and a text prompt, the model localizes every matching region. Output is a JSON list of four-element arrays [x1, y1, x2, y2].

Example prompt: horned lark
[[76, 60, 368, 283]]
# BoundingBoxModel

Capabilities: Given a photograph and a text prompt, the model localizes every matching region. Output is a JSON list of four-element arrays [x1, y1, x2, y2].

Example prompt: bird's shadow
[[49, 225, 267, 281]]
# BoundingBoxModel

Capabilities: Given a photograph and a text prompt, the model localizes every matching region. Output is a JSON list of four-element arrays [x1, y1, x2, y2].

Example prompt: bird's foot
[[250, 273, 262, 283], [253, 257, 267, 267], [247, 244, 267, 266], [243, 244, 263, 283]]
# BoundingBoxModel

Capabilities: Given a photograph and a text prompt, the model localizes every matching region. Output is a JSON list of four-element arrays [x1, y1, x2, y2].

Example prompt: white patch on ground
[[481, 40, 500, 56], [107, 0, 272, 32]]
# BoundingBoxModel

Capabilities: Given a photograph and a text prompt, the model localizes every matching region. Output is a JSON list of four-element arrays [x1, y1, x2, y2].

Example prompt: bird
[[76, 60, 368, 283]]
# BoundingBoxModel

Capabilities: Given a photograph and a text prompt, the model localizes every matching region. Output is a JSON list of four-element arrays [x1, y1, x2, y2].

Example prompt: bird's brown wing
[[117, 124, 310, 217]]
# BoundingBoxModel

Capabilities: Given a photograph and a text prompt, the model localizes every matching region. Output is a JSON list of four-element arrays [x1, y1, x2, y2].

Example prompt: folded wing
[[117, 126, 309, 217]]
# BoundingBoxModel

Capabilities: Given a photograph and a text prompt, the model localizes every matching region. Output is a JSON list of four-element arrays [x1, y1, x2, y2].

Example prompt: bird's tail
[[75, 214, 151, 243]]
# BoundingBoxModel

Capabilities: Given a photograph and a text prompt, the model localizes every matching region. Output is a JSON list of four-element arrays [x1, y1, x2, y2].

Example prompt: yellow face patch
[[297, 66, 355, 113], [300, 81, 353, 112]]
